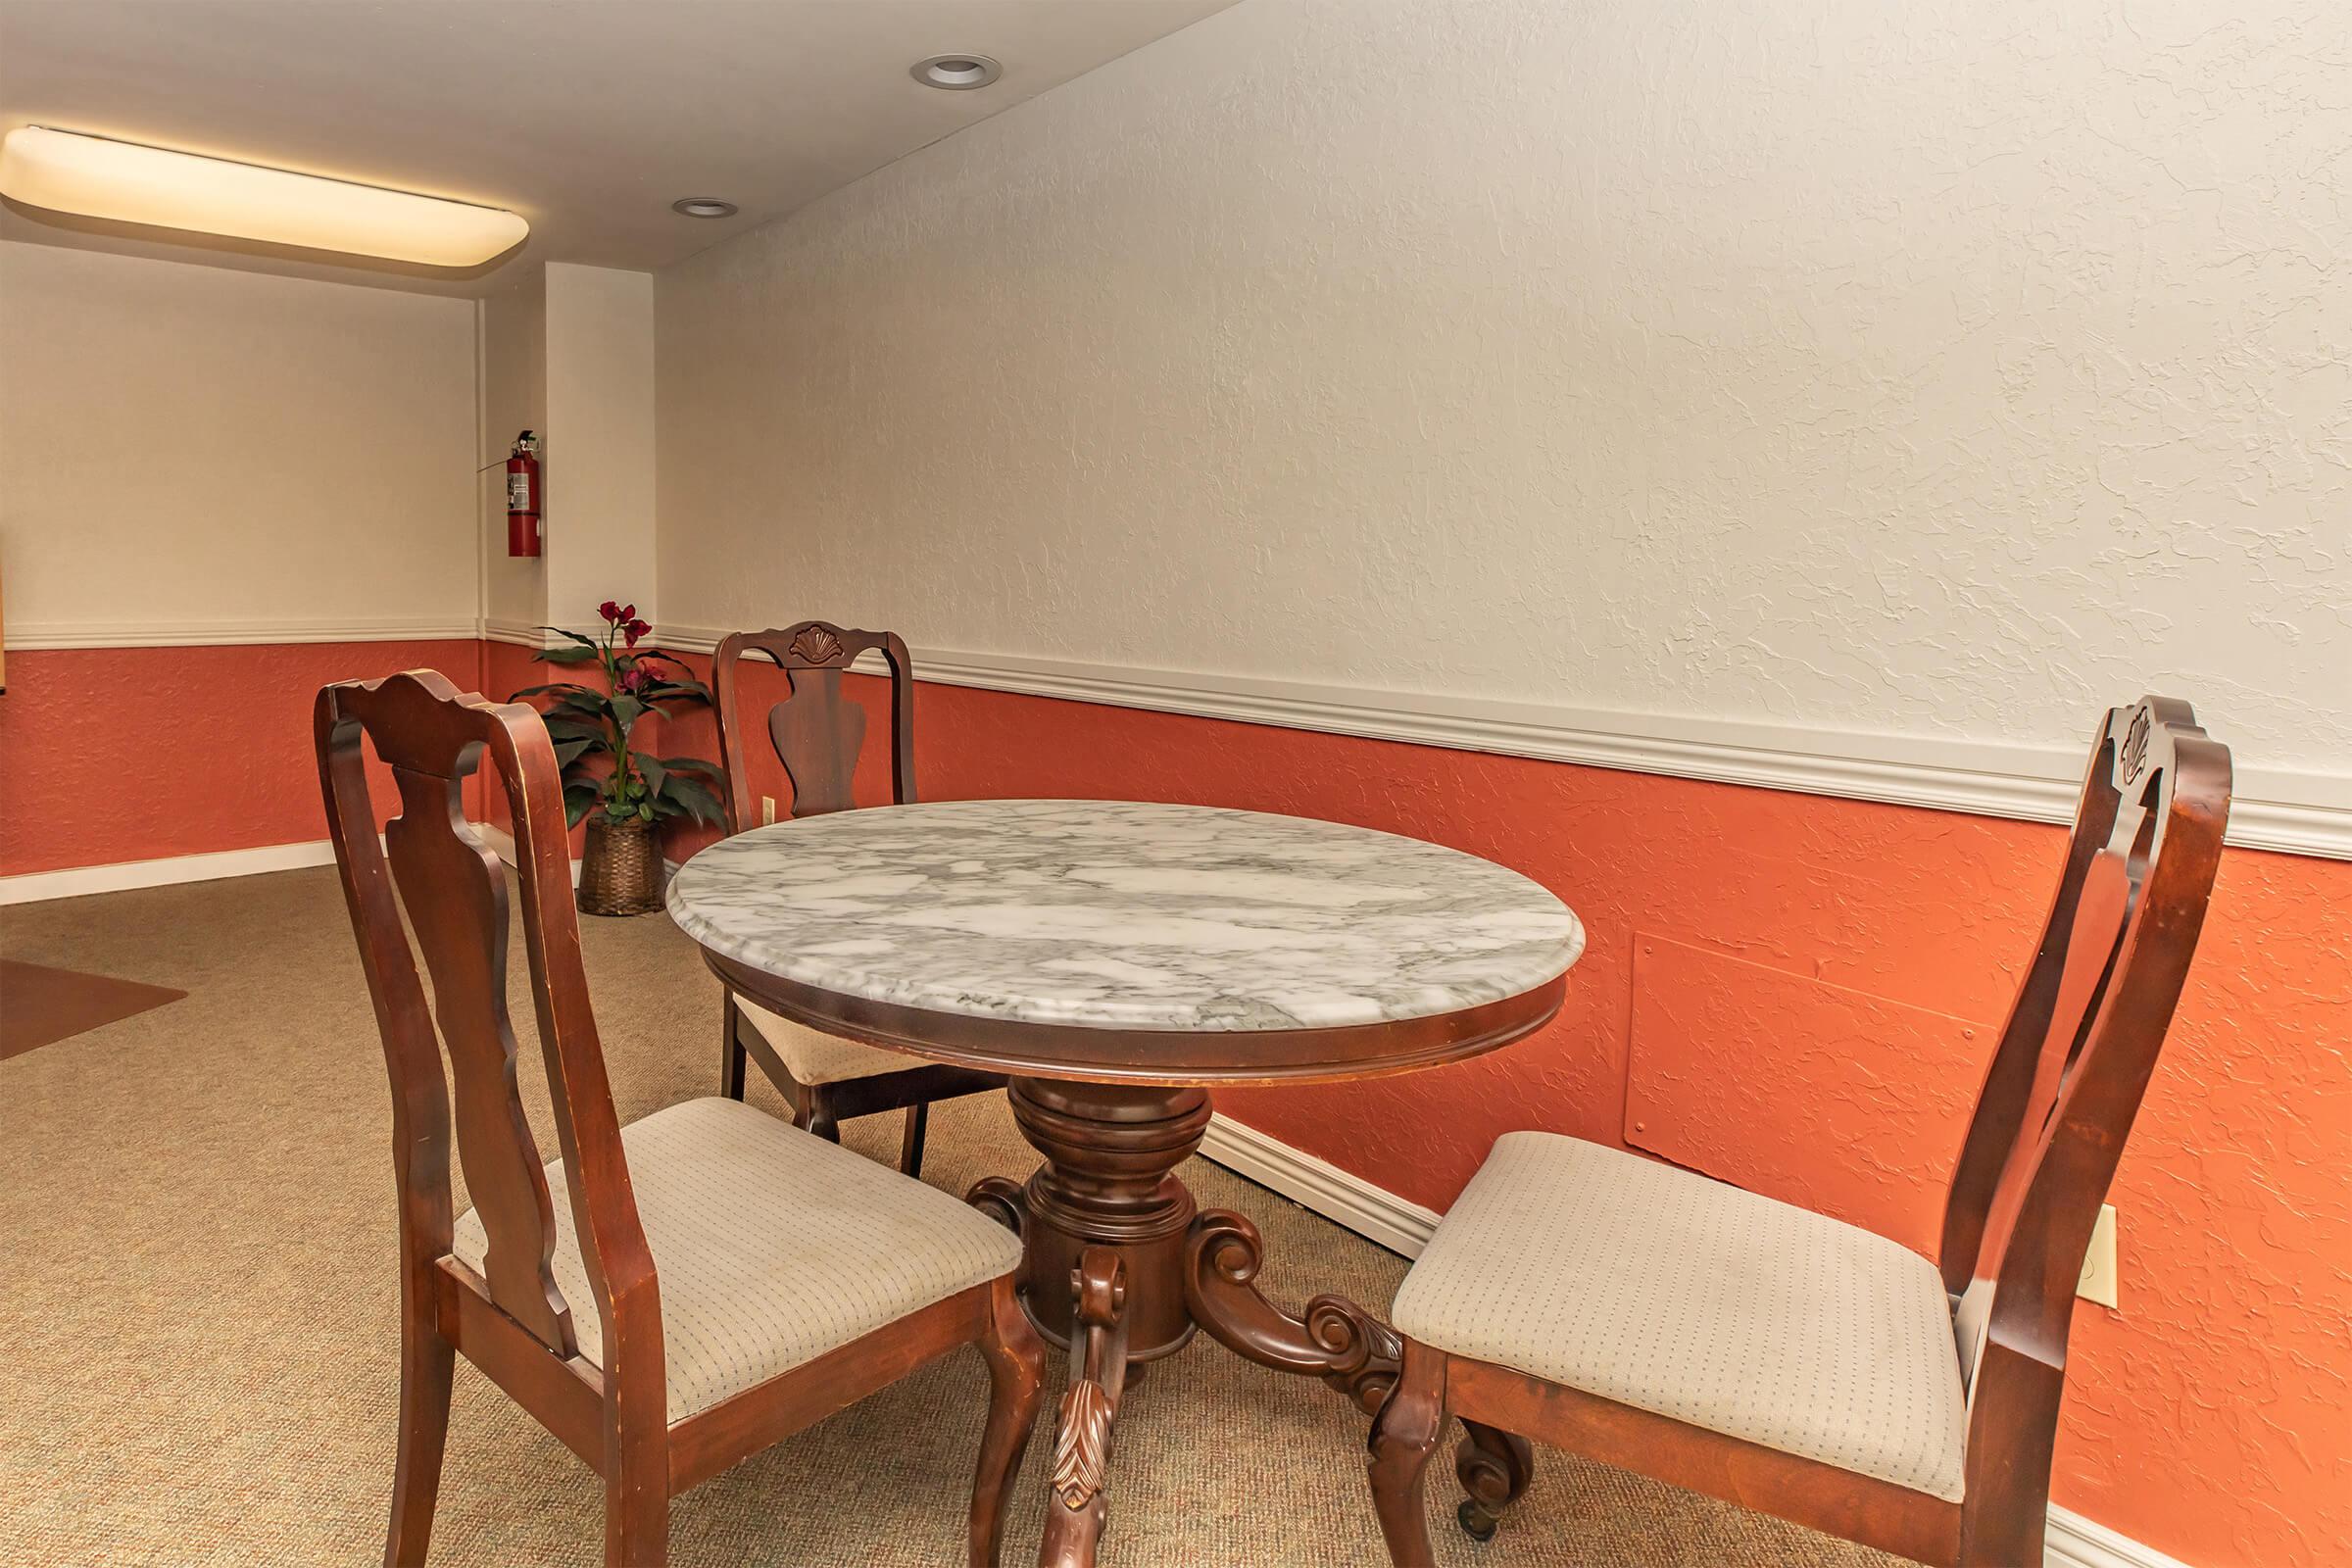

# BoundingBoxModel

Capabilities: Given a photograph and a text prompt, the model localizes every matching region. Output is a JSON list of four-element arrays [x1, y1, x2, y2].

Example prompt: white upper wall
[[479, 266, 548, 633], [479, 263, 657, 636], [543, 264, 656, 630], [0, 241, 476, 639], [656, 0, 2351, 778]]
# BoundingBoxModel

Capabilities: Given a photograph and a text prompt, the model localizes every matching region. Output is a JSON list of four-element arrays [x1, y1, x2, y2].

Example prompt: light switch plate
[[760, 796, 776, 826], [2078, 1203, 2119, 1307]]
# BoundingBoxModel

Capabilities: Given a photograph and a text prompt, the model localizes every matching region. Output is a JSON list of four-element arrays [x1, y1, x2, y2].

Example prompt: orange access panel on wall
[[1623, 935, 1991, 1257]]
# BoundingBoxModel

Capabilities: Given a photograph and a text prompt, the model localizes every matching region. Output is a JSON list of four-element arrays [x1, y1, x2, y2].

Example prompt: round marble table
[[668, 799, 1585, 1567]]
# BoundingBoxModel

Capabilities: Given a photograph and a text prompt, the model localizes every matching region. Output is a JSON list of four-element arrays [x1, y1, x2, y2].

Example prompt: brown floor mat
[[0, 957, 186, 1058]]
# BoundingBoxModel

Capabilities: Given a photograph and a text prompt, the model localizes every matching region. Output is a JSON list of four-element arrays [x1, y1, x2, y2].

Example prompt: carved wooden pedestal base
[[969, 1078, 1401, 1568]]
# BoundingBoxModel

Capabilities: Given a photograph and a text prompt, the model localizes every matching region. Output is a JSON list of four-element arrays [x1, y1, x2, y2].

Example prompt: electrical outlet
[[760, 795, 776, 826], [2078, 1204, 2118, 1307]]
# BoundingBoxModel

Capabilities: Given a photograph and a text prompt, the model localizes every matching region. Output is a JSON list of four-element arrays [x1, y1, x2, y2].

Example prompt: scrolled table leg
[[1182, 1209, 1403, 1415], [1040, 1247, 1130, 1568]]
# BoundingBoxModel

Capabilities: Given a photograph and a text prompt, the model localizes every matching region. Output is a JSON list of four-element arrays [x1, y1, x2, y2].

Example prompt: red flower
[[624, 617, 651, 648], [597, 600, 621, 622]]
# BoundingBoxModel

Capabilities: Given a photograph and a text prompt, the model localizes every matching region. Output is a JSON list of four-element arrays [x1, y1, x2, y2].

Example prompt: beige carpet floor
[[0, 866, 1905, 1567]]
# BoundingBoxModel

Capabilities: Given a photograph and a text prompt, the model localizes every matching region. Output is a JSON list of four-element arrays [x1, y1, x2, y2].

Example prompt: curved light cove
[[0, 126, 527, 267]]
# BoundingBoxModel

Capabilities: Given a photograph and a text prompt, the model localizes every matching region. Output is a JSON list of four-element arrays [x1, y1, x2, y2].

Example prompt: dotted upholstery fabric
[[739, 998, 921, 1085], [451, 1097, 1021, 1426], [1393, 1131, 1970, 1502]]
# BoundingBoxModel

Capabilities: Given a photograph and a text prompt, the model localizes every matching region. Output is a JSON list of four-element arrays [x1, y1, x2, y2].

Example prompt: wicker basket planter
[[578, 816, 663, 916]]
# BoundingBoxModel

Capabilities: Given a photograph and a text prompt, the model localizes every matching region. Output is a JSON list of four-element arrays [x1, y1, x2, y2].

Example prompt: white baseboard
[[0, 822, 678, 906], [474, 822, 685, 890], [0, 839, 338, 906], [473, 822, 583, 886], [2044, 1506, 2194, 1568], [1199, 1112, 1441, 1257], [1195, 1113, 2193, 1568]]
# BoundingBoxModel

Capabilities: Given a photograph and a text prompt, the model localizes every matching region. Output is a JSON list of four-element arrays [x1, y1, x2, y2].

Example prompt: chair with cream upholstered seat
[[317, 669, 1044, 1568], [1366, 696, 2230, 1568], [710, 621, 1003, 1175]]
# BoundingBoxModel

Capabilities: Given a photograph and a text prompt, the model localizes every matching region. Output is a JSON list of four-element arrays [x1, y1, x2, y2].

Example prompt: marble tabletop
[[667, 799, 1585, 1034]]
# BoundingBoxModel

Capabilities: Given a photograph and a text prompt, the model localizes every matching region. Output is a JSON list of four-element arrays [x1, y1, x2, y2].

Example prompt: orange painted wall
[[652, 662, 2347, 1568], [42, 644, 2335, 1563], [0, 641, 485, 877]]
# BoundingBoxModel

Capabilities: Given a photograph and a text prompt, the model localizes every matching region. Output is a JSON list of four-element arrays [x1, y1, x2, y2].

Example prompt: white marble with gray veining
[[667, 800, 1585, 1033]]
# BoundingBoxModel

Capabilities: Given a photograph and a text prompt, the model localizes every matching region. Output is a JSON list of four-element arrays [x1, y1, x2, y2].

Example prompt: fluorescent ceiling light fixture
[[911, 54, 1002, 89], [0, 126, 527, 267]]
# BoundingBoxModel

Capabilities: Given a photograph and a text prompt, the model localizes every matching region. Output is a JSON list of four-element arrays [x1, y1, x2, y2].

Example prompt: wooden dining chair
[[315, 669, 1044, 1568], [710, 620, 1004, 1175], [1367, 696, 2230, 1568]]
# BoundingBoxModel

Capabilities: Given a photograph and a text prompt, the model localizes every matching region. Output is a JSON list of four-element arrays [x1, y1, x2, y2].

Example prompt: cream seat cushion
[[1391, 1132, 1969, 1502], [451, 1097, 1021, 1425], [739, 998, 918, 1085]]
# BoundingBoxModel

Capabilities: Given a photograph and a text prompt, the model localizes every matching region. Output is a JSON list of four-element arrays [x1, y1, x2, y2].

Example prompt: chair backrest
[[710, 620, 915, 834], [1940, 696, 2229, 1403], [315, 669, 655, 1365]]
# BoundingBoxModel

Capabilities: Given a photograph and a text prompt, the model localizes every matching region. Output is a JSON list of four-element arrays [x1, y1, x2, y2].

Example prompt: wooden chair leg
[[1367, 1340, 1446, 1568], [604, 1462, 669, 1568], [1454, 1419, 1534, 1542], [900, 1102, 930, 1177], [1957, 1467, 2052, 1565], [383, 1300, 455, 1568], [968, 1277, 1047, 1568], [719, 1005, 748, 1102]]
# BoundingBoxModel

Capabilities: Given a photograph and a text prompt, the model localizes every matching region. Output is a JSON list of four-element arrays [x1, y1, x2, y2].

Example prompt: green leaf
[[637, 755, 668, 802], [656, 772, 725, 826], [563, 780, 599, 828], [531, 645, 600, 665], [512, 681, 594, 701], [543, 717, 606, 745], [537, 625, 600, 648], [648, 754, 721, 779], [551, 737, 596, 769], [609, 693, 645, 732]]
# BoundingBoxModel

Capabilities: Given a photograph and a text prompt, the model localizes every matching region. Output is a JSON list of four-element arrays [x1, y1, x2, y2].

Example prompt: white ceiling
[[0, 0, 1234, 294]]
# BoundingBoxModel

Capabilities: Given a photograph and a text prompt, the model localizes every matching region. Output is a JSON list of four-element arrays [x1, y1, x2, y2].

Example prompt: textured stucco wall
[[0, 242, 477, 635], [907, 682, 2348, 1568], [0, 641, 484, 875], [644, 658, 2350, 1568], [656, 0, 2351, 781], [646, 1, 2352, 1560]]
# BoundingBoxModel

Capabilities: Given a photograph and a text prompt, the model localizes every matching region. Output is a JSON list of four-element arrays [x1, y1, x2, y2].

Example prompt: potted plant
[[515, 600, 723, 915]]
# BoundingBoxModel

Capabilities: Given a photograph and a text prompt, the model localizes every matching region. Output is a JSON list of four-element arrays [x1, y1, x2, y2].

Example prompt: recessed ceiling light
[[0, 125, 526, 267], [670, 197, 737, 219], [910, 54, 1002, 90]]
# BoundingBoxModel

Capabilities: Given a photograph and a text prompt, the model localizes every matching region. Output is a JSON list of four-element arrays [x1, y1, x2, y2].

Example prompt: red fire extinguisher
[[506, 430, 542, 558]]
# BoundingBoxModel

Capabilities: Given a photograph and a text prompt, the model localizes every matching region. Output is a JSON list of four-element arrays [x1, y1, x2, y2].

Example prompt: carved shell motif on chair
[[2120, 705, 2152, 784], [788, 624, 846, 665]]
